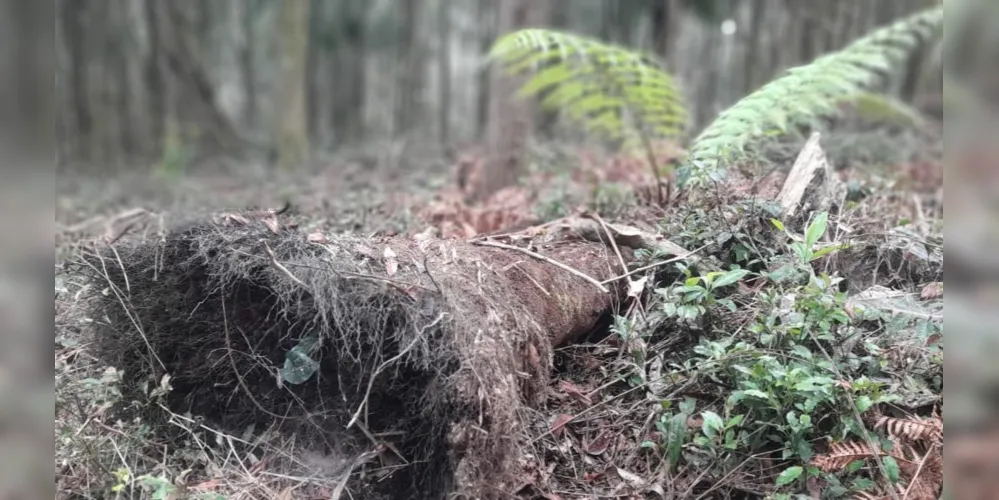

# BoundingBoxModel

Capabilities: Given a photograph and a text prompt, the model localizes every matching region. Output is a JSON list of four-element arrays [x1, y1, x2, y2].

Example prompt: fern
[[680, 6, 944, 187], [487, 29, 688, 144]]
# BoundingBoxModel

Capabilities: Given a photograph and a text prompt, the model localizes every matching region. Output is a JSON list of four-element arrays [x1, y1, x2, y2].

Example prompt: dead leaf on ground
[[585, 431, 612, 455], [551, 413, 574, 436], [616, 467, 646, 487], [384, 247, 399, 276], [307, 232, 329, 243], [261, 215, 281, 234], [920, 282, 943, 300], [627, 276, 648, 299], [560, 380, 593, 405]]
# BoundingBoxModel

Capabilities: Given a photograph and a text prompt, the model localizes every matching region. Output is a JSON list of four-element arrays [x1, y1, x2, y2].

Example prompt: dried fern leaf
[[811, 441, 882, 472], [872, 415, 944, 444], [488, 29, 688, 143]]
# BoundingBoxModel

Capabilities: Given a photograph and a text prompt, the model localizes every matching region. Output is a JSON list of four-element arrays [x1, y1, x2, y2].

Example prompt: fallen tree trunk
[[77, 209, 687, 499]]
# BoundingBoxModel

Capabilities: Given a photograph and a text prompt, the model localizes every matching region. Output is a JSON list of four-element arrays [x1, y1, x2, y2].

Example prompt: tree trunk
[[144, 0, 165, 156], [62, 0, 92, 161], [743, 0, 766, 92], [240, 0, 257, 128], [475, 0, 494, 139], [651, 0, 683, 65], [477, 0, 550, 202], [394, 0, 425, 138], [438, 0, 452, 150], [274, 0, 310, 168]]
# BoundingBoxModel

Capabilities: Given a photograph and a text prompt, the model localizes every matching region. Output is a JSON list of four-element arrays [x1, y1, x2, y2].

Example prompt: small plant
[[657, 267, 749, 322]]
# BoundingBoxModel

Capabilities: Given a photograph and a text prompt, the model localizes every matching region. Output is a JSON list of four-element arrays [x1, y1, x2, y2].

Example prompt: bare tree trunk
[[394, 0, 425, 138], [744, 0, 766, 91], [240, 0, 257, 128], [475, 0, 494, 139], [438, 0, 452, 149], [144, 0, 165, 156], [476, 0, 550, 202], [62, 0, 92, 161], [274, 0, 310, 168]]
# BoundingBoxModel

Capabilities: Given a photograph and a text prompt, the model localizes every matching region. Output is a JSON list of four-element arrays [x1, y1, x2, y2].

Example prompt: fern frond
[[681, 6, 944, 187], [868, 415, 943, 445], [848, 91, 929, 128], [811, 441, 883, 472], [488, 29, 689, 143]]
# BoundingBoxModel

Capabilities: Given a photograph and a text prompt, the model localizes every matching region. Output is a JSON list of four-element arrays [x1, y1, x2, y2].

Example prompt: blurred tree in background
[[55, 0, 949, 177]]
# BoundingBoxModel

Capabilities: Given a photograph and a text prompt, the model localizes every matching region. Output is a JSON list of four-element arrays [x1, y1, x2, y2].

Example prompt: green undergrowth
[[605, 202, 942, 497]]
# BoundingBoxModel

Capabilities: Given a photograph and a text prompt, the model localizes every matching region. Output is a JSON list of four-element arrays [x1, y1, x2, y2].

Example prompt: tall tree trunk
[[651, 0, 683, 64], [394, 0, 425, 138], [476, 0, 550, 202], [475, 0, 494, 139], [157, 0, 242, 154], [743, 0, 766, 92], [144, 0, 165, 156], [62, 0, 92, 161], [240, 0, 257, 128], [438, 0, 452, 149], [274, 0, 310, 168]]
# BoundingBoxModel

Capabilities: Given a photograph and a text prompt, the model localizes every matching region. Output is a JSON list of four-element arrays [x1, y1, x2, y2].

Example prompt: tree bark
[[394, 0, 425, 138], [477, 0, 550, 203], [438, 0, 452, 149], [61, 0, 92, 161], [475, 0, 495, 139], [274, 0, 310, 168], [144, 0, 165, 156]]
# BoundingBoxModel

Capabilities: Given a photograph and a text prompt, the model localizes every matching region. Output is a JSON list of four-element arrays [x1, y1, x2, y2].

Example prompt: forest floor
[[55, 128, 944, 499]]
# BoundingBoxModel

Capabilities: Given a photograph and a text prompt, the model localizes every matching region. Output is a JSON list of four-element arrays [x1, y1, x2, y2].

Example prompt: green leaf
[[281, 334, 321, 385], [855, 395, 874, 413], [701, 411, 724, 439], [882, 456, 900, 483], [806, 212, 829, 248], [680, 6, 942, 188], [846, 459, 865, 473], [775, 466, 804, 487], [712, 269, 750, 289], [809, 243, 846, 261], [667, 412, 687, 468]]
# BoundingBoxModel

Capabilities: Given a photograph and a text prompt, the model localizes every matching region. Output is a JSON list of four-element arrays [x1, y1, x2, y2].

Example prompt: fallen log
[[76, 209, 688, 499]]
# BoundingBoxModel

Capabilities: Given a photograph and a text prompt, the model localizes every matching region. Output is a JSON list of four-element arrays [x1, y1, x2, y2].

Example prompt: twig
[[262, 241, 307, 287], [901, 443, 935, 500], [473, 239, 609, 293], [600, 243, 710, 285], [222, 300, 290, 421], [585, 212, 629, 276], [511, 263, 551, 297], [347, 312, 446, 429]]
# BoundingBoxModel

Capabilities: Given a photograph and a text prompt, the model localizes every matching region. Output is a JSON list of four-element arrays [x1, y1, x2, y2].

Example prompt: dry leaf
[[585, 431, 612, 455], [276, 486, 295, 500], [920, 282, 943, 300], [307, 232, 329, 243], [559, 380, 593, 405], [551, 414, 574, 436], [616, 467, 645, 487], [384, 247, 399, 276], [627, 276, 648, 299], [261, 216, 281, 234]]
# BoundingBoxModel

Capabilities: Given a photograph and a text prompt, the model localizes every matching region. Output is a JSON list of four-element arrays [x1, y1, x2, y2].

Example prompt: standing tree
[[274, 0, 310, 169], [475, 0, 550, 202]]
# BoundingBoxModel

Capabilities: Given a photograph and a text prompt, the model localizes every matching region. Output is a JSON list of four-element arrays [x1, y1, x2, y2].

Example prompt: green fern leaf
[[680, 6, 943, 188], [488, 28, 689, 143]]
